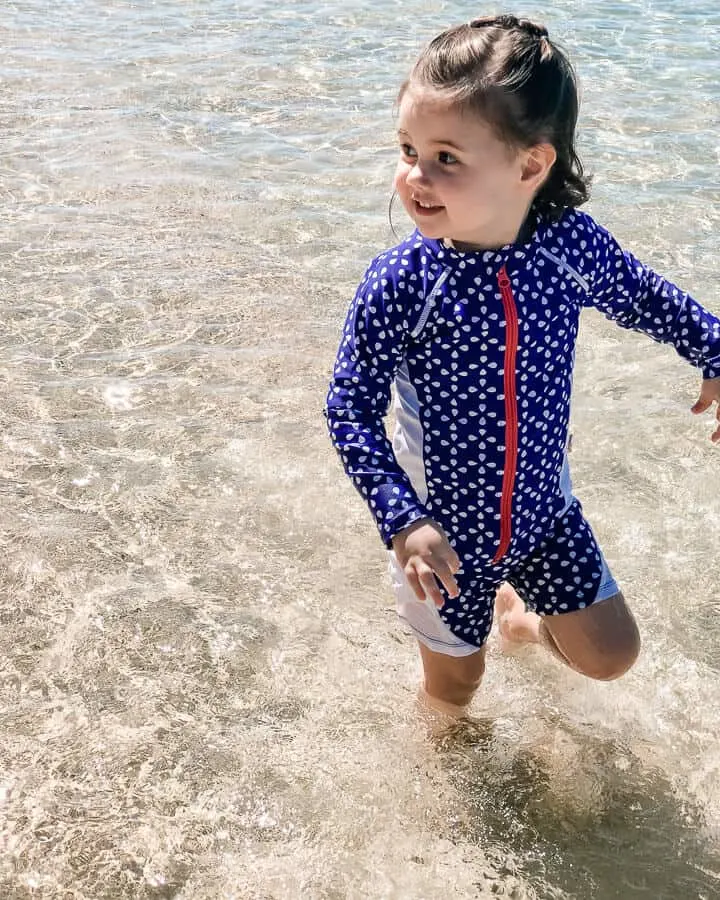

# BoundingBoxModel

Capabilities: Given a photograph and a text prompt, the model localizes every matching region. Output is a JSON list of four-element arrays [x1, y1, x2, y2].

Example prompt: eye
[[438, 150, 458, 165], [400, 143, 417, 159]]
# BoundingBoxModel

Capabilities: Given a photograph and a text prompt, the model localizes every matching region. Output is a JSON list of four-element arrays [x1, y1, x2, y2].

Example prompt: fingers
[[404, 563, 432, 604], [691, 394, 712, 415], [418, 566, 445, 607], [691, 379, 720, 442], [405, 555, 460, 607], [433, 557, 460, 599], [393, 520, 462, 605], [446, 547, 461, 574]]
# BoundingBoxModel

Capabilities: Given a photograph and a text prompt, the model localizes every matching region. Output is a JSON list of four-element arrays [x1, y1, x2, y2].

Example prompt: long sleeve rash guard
[[325, 209, 720, 565]]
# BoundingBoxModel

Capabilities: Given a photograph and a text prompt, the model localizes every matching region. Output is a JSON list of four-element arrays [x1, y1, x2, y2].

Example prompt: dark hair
[[400, 14, 590, 219]]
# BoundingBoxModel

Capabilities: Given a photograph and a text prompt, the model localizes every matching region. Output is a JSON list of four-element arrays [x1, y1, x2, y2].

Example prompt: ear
[[520, 143, 557, 192]]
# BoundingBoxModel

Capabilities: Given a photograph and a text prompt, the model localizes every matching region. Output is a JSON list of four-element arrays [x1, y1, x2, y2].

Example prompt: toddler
[[325, 15, 720, 721]]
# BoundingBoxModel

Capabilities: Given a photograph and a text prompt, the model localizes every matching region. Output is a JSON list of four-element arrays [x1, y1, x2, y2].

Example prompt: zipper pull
[[497, 267, 511, 289]]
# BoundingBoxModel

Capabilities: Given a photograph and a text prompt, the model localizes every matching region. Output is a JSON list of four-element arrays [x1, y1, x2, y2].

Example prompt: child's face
[[394, 86, 535, 250]]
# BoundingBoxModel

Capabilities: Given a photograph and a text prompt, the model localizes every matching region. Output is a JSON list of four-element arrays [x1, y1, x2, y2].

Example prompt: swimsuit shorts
[[389, 498, 619, 657]]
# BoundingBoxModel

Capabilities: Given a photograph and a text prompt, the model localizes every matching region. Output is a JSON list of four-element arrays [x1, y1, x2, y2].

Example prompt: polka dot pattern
[[325, 208, 720, 647], [508, 499, 604, 616], [437, 498, 606, 646]]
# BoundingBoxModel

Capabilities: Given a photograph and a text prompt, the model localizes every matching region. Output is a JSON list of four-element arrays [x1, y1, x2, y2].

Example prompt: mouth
[[412, 196, 444, 217]]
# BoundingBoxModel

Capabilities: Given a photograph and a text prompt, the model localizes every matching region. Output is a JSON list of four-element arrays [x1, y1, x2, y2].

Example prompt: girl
[[325, 15, 720, 721]]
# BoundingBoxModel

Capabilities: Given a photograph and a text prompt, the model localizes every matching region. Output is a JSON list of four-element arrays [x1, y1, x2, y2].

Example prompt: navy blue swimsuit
[[326, 209, 720, 647]]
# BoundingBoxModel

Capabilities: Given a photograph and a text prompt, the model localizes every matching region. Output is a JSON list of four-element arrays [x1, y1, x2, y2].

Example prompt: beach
[[1, 1, 719, 896]]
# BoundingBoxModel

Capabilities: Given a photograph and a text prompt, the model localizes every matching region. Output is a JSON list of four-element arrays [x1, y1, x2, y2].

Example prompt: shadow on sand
[[436, 716, 720, 900]]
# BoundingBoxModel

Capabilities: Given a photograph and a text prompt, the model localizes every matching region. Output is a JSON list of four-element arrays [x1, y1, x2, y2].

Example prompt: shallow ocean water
[[1, 1, 719, 897]]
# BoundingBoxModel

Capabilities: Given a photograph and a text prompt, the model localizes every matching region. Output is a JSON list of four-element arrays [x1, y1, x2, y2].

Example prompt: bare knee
[[585, 629, 641, 680], [426, 657, 485, 705], [441, 655, 485, 695], [540, 595, 641, 681]]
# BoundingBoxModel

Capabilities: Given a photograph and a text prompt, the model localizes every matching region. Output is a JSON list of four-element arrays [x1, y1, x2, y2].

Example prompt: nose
[[405, 160, 430, 188]]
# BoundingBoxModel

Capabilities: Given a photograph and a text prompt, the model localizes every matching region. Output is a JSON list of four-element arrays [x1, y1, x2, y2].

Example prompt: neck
[[448, 204, 536, 253]]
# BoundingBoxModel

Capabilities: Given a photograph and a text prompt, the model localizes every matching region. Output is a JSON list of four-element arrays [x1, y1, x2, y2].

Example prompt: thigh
[[541, 591, 640, 680], [509, 498, 618, 616], [509, 499, 640, 678]]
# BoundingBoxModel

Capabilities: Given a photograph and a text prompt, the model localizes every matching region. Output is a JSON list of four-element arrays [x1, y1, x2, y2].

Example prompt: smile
[[412, 196, 444, 216]]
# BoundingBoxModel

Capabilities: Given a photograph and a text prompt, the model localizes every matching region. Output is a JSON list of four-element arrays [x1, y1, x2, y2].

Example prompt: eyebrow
[[396, 129, 465, 152]]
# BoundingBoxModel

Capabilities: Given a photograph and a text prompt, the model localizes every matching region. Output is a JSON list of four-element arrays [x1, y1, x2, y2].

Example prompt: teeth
[[416, 199, 436, 209]]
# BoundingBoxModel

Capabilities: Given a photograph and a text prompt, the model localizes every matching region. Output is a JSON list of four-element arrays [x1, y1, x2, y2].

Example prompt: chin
[[413, 221, 445, 239]]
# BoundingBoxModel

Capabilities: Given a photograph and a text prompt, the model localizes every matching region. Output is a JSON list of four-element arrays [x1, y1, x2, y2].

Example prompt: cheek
[[487, 159, 522, 194], [393, 162, 408, 194], [467, 171, 513, 205]]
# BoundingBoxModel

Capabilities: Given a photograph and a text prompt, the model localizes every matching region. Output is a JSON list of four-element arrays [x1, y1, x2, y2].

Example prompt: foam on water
[[1, 0, 719, 897]]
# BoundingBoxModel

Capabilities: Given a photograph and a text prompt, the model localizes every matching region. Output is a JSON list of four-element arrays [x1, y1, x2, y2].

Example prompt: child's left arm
[[586, 223, 720, 442]]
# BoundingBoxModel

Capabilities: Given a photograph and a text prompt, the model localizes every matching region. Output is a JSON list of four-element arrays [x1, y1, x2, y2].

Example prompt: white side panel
[[560, 451, 573, 511], [392, 360, 428, 505]]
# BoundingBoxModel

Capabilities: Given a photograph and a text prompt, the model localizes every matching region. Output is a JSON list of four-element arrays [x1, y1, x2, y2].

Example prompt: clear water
[[1, 1, 719, 897]]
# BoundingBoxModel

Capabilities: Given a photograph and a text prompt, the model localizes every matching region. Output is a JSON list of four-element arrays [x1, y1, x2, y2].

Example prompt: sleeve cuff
[[379, 507, 431, 549]]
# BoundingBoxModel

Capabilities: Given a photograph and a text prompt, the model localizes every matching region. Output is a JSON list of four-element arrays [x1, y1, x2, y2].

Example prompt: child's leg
[[495, 498, 641, 680], [496, 584, 640, 680], [389, 549, 492, 718], [418, 641, 487, 716]]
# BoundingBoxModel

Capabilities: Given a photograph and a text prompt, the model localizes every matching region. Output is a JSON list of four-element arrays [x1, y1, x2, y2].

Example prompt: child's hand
[[691, 377, 720, 443], [392, 518, 461, 607]]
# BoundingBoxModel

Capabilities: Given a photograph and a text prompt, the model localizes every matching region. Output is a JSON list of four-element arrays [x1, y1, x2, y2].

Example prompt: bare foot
[[416, 687, 493, 744], [494, 583, 541, 648], [415, 686, 468, 738]]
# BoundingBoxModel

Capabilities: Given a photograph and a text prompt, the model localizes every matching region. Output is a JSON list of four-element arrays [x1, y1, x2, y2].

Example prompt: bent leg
[[496, 585, 640, 680], [540, 591, 640, 680], [498, 497, 640, 680]]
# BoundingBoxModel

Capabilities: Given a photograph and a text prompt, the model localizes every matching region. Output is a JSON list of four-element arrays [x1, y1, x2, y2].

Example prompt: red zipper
[[492, 266, 519, 564]]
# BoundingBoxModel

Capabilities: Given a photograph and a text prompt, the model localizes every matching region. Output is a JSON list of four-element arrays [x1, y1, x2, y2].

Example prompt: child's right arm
[[324, 261, 434, 548], [325, 258, 462, 603], [325, 262, 460, 605]]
